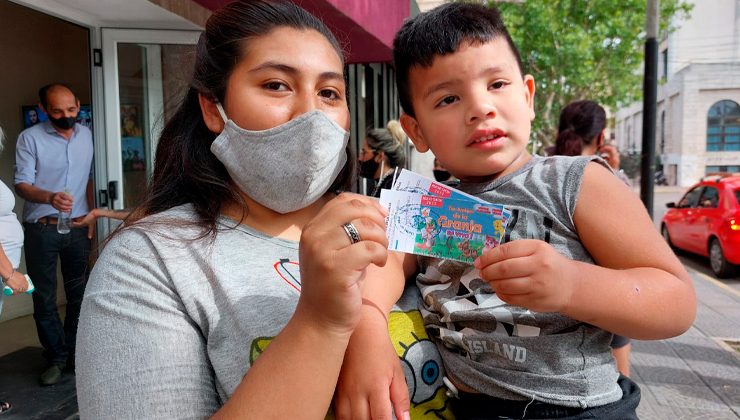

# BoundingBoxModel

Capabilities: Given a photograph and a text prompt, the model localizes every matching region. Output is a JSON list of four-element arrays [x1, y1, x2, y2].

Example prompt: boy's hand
[[334, 309, 410, 420], [474, 239, 576, 313]]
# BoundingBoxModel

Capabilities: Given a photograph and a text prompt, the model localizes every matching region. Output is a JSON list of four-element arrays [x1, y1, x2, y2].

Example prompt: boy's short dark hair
[[393, 2, 524, 117]]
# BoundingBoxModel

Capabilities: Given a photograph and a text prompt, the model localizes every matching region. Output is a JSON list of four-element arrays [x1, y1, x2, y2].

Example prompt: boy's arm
[[335, 251, 415, 420], [476, 162, 695, 339], [565, 161, 695, 338]]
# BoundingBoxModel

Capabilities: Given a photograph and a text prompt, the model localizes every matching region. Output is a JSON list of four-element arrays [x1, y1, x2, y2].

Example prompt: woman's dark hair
[[125, 0, 349, 237], [366, 120, 406, 168], [554, 100, 606, 157]]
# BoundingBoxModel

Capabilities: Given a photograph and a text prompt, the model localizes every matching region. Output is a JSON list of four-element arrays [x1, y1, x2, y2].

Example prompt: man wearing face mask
[[14, 83, 93, 386]]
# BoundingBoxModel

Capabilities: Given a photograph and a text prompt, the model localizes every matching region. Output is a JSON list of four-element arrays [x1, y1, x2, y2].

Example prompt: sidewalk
[[633, 267, 740, 419], [0, 265, 738, 419]]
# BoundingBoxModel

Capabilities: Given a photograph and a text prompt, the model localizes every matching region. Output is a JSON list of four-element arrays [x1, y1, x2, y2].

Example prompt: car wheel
[[661, 224, 674, 249], [709, 238, 736, 278]]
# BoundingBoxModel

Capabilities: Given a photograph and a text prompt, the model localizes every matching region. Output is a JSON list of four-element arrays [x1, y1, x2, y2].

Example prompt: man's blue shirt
[[14, 121, 93, 222]]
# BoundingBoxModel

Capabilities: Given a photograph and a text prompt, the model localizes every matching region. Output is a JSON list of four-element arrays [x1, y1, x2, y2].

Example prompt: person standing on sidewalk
[[14, 83, 94, 386], [555, 99, 632, 376], [0, 125, 30, 414]]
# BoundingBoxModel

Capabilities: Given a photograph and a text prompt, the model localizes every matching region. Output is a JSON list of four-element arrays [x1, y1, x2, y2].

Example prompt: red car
[[661, 174, 740, 277]]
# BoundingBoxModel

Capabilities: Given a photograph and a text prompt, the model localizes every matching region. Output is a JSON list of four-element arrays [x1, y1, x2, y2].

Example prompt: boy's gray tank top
[[417, 155, 622, 407]]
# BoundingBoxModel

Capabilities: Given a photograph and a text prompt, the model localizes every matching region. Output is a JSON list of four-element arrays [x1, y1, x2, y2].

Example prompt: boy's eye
[[264, 81, 288, 91], [490, 81, 508, 90], [436, 95, 458, 107]]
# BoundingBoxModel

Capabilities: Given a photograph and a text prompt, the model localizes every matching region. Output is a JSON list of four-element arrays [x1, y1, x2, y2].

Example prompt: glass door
[[101, 29, 199, 214]]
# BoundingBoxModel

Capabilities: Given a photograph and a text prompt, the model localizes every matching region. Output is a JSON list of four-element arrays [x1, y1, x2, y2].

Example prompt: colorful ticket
[[380, 189, 511, 263]]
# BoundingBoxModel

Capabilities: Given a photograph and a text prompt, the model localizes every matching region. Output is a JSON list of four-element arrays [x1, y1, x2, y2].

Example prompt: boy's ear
[[400, 113, 429, 153], [198, 93, 225, 134], [523, 75, 536, 120]]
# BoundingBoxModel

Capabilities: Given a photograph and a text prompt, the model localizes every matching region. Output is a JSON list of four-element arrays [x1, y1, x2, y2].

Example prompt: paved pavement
[[633, 186, 740, 419], [633, 267, 740, 419]]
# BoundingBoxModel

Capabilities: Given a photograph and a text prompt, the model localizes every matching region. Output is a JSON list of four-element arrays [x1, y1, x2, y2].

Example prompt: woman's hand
[[597, 144, 621, 171], [5, 271, 28, 294], [474, 239, 577, 313], [296, 193, 390, 336], [72, 208, 99, 239]]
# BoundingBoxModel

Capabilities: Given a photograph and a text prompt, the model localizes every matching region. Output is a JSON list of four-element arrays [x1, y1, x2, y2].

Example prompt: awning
[[191, 0, 414, 63]]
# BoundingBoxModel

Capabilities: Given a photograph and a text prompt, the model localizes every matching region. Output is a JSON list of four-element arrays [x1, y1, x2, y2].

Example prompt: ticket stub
[[380, 190, 510, 263], [391, 168, 488, 203]]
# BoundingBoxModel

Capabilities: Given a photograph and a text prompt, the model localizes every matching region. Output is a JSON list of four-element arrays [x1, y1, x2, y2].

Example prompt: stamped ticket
[[380, 189, 510, 263]]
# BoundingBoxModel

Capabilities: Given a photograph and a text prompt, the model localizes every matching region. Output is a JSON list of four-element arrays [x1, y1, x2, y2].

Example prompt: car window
[[699, 186, 719, 208], [678, 186, 703, 208], [735, 189, 740, 206]]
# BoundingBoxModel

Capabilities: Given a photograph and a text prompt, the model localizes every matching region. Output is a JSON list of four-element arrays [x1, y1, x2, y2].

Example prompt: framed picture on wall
[[122, 137, 146, 172], [21, 104, 93, 130], [120, 104, 143, 137], [21, 105, 47, 128]]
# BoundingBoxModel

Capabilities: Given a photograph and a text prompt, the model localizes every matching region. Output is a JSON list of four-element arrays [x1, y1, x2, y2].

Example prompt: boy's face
[[400, 38, 536, 183]]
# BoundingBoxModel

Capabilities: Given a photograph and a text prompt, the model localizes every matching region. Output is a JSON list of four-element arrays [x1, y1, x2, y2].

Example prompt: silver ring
[[342, 222, 361, 245]]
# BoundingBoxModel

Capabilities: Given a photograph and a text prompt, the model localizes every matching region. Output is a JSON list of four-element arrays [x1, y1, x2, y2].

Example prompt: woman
[[358, 120, 407, 197], [76, 2, 407, 418], [555, 99, 632, 376], [0, 126, 29, 415]]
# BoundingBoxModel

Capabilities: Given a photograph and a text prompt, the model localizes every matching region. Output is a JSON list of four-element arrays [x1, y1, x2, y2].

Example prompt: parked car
[[661, 173, 740, 277]]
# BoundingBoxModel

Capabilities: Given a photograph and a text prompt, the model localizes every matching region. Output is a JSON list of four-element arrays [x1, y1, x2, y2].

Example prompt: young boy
[[337, 3, 697, 419]]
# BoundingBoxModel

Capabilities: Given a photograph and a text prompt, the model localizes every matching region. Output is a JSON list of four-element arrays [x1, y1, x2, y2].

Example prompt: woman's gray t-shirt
[[76, 205, 455, 419]]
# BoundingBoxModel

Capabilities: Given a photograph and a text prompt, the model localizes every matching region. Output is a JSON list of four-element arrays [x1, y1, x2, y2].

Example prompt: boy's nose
[[466, 99, 497, 124]]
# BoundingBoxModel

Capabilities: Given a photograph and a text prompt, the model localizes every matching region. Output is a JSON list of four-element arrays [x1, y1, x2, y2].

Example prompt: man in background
[[14, 83, 94, 386]]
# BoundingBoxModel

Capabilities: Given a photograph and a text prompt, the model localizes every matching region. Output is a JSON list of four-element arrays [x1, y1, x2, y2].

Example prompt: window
[[705, 165, 740, 174], [660, 110, 666, 154], [707, 100, 740, 151], [678, 186, 703, 208], [660, 48, 668, 80], [699, 186, 719, 208]]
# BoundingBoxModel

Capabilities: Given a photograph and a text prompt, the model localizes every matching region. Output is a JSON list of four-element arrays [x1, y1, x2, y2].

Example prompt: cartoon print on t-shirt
[[273, 258, 300, 292], [390, 310, 455, 419], [249, 311, 455, 419]]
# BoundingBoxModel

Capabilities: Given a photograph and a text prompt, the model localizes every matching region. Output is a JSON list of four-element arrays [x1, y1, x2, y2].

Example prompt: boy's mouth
[[468, 128, 506, 147]]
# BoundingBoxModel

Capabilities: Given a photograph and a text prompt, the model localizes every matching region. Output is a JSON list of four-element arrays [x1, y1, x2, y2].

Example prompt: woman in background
[[0, 126, 30, 414], [358, 120, 407, 197]]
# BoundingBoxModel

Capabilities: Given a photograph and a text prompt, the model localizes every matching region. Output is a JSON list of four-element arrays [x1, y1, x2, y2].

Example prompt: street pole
[[640, 0, 659, 218]]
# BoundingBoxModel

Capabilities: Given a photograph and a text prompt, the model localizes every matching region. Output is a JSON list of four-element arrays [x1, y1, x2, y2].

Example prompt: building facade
[[615, 0, 740, 186]]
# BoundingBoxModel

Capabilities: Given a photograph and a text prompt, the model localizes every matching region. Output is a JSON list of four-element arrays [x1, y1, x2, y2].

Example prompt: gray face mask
[[210, 104, 349, 214]]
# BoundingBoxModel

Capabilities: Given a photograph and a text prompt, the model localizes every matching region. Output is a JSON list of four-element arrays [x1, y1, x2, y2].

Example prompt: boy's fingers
[[484, 276, 531, 295], [475, 240, 536, 268], [479, 256, 535, 283]]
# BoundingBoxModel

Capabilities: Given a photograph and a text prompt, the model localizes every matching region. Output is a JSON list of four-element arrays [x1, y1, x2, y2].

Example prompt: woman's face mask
[[210, 104, 349, 214]]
